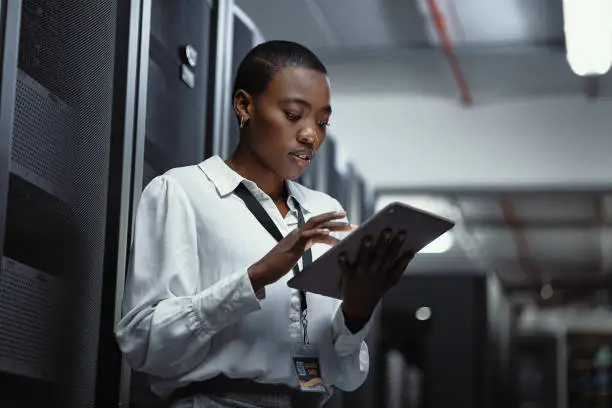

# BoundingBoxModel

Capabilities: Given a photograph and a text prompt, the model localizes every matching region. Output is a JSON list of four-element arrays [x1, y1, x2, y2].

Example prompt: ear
[[233, 89, 252, 122]]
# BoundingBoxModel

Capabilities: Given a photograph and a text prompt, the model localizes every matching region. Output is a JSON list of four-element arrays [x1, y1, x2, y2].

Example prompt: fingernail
[[336, 211, 346, 216], [364, 238, 372, 246], [322, 228, 330, 234], [339, 253, 346, 262], [398, 232, 406, 241], [383, 231, 391, 239]]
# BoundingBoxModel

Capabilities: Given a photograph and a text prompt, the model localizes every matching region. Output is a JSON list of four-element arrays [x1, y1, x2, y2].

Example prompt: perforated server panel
[[0, 1, 137, 407], [142, 0, 212, 187]]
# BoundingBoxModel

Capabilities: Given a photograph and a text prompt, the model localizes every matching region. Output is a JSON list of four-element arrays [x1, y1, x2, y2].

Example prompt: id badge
[[291, 344, 326, 393]]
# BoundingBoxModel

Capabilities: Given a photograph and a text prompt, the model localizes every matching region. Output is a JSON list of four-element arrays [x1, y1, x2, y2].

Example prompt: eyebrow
[[281, 97, 332, 114]]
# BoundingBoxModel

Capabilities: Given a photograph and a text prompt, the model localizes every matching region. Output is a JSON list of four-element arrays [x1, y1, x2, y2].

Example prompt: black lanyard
[[233, 183, 311, 315]]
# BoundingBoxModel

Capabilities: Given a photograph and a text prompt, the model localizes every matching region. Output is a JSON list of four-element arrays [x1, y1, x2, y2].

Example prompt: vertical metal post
[[209, 0, 234, 158], [109, 0, 151, 406], [0, 0, 22, 257]]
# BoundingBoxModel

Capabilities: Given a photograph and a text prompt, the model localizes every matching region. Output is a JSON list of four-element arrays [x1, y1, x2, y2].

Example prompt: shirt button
[[290, 296, 301, 309], [289, 322, 301, 338]]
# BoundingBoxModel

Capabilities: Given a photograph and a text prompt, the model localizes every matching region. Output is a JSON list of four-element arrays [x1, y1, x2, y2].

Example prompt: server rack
[[298, 161, 318, 190], [141, 0, 213, 188], [381, 273, 491, 408], [223, 4, 264, 158], [296, 141, 322, 190], [325, 138, 349, 210], [344, 164, 364, 223], [296, 135, 329, 192], [362, 183, 376, 220], [122, 0, 219, 406], [314, 136, 331, 194], [511, 333, 559, 408], [0, 1, 143, 408]]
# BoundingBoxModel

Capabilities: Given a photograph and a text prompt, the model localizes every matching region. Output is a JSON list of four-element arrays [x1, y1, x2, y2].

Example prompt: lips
[[288, 149, 314, 162]]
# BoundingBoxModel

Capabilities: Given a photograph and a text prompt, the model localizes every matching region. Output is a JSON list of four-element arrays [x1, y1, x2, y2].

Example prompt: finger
[[337, 252, 353, 296], [312, 235, 341, 247], [378, 231, 406, 272], [368, 229, 393, 274], [304, 211, 346, 230], [317, 221, 355, 232], [355, 235, 373, 275], [337, 252, 352, 276], [387, 250, 414, 282], [301, 228, 330, 238], [301, 229, 340, 249]]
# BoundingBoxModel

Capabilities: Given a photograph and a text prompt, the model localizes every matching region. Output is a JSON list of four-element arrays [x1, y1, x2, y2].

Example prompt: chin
[[284, 165, 306, 180], [277, 157, 307, 180]]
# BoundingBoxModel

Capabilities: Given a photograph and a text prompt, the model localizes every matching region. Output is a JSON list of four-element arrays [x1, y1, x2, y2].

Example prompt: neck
[[227, 145, 286, 202]]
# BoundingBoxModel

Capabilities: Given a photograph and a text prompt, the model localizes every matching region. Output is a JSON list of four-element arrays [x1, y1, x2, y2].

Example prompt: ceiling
[[234, 0, 612, 302], [235, 0, 564, 51], [236, 0, 612, 100]]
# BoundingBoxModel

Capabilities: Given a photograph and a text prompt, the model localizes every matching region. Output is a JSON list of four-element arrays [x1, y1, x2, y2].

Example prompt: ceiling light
[[415, 306, 432, 321], [540, 284, 554, 300], [562, 0, 612, 76]]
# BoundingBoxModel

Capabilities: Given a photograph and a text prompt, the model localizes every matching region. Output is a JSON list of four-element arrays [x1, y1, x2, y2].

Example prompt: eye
[[318, 121, 330, 130], [285, 112, 301, 122]]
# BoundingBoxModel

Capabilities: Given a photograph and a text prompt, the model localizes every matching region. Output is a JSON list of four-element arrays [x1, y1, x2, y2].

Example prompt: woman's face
[[235, 66, 332, 180]]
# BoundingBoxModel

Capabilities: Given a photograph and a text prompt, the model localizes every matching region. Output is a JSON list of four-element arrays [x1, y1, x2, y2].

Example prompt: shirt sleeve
[[114, 175, 262, 378], [328, 198, 372, 391]]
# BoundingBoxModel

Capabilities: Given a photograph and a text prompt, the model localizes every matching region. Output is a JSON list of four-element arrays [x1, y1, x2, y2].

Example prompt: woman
[[115, 40, 413, 408]]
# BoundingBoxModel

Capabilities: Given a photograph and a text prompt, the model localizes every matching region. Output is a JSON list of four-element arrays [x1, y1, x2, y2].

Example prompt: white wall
[[329, 90, 612, 189]]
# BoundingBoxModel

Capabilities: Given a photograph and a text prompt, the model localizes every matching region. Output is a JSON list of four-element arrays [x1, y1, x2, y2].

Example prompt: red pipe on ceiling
[[426, 0, 473, 106], [500, 197, 541, 282]]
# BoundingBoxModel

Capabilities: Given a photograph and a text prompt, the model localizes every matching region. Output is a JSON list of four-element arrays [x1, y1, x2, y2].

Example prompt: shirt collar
[[285, 180, 313, 213], [198, 155, 314, 212]]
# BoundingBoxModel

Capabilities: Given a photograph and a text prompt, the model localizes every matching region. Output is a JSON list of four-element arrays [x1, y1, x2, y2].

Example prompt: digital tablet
[[287, 202, 455, 299]]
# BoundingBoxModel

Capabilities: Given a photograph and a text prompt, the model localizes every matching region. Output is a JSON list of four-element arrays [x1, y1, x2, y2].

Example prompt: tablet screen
[[287, 202, 455, 299]]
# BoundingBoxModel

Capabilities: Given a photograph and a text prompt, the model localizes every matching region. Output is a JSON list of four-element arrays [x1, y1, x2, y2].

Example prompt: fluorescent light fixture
[[562, 0, 612, 76], [375, 195, 454, 254]]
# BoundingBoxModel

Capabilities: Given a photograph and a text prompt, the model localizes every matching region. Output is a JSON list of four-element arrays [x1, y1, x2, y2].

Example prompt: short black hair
[[232, 40, 327, 97]]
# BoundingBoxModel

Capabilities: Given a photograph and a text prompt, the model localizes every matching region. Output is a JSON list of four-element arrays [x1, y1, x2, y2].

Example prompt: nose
[[297, 127, 318, 146]]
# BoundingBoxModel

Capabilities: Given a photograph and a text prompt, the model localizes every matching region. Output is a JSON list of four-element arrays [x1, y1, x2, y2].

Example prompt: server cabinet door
[[0, 0, 138, 407], [143, 0, 212, 186], [225, 8, 257, 158]]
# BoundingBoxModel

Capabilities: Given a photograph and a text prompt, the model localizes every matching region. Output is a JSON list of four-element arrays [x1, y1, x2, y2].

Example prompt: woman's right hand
[[248, 211, 355, 292]]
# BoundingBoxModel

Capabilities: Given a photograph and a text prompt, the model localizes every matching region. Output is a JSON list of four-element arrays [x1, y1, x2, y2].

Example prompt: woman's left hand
[[338, 229, 414, 320]]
